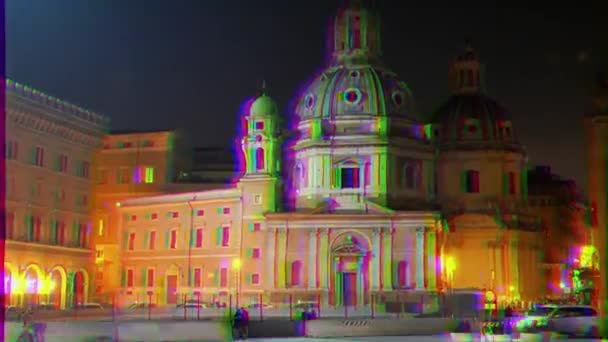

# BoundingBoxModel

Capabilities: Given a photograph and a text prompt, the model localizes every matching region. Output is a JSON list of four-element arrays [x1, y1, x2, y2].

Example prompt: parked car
[[519, 304, 598, 336], [248, 303, 273, 309], [173, 301, 207, 319], [128, 303, 157, 310]]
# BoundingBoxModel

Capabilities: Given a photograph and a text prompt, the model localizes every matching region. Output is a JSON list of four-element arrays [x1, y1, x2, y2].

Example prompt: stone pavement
[[246, 337, 600, 341]]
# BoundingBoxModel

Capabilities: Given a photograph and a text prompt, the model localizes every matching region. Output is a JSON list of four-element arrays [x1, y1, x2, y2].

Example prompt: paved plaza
[[246, 338, 600, 342]]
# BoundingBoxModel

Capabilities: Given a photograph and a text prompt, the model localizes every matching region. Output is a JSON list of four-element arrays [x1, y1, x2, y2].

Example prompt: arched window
[[397, 261, 408, 288], [364, 161, 371, 186], [295, 163, 307, 189], [255, 148, 265, 171], [290, 260, 302, 286]]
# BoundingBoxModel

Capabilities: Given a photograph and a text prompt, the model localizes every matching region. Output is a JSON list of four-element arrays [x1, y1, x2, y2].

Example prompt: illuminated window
[[149, 231, 156, 250], [98, 219, 104, 236], [290, 261, 302, 286], [195, 228, 203, 248], [251, 273, 260, 285], [463, 170, 480, 193], [127, 269, 134, 287], [340, 167, 360, 189], [255, 148, 265, 171], [145, 167, 154, 183], [220, 268, 228, 287], [147, 269, 155, 287], [169, 230, 177, 249], [133, 167, 143, 183], [194, 268, 202, 287], [128, 233, 135, 250]]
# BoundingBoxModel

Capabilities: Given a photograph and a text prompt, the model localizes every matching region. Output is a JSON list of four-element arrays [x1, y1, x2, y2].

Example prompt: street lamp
[[232, 258, 242, 307]]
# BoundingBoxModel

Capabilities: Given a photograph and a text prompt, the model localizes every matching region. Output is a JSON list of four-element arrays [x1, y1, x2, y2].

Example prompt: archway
[[48, 266, 67, 309], [329, 232, 370, 307], [23, 264, 44, 306], [72, 270, 88, 306]]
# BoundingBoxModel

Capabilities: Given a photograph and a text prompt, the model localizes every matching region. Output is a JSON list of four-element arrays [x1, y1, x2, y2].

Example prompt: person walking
[[233, 307, 243, 340], [240, 307, 250, 339]]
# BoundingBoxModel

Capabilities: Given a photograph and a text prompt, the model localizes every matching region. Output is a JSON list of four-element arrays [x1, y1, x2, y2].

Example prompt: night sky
[[6, 0, 607, 192]]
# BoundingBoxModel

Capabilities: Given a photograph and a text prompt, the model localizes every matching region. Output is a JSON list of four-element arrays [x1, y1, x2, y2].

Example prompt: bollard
[[148, 292, 152, 320], [317, 293, 322, 319], [259, 293, 263, 321], [196, 293, 201, 321], [183, 294, 187, 321], [370, 293, 374, 319]]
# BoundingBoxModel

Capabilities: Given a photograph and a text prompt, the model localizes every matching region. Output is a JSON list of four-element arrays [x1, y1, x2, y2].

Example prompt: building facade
[[4, 79, 107, 309]]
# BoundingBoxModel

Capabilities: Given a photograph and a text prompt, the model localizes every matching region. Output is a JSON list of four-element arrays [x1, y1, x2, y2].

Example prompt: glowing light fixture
[[232, 258, 242, 270]]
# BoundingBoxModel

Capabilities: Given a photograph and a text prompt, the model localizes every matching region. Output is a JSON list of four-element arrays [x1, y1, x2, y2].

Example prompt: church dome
[[250, 94, 278, 117], [293, 1, 416, 120], [294, 65, 415, 120], [428, 44, 520, 149]]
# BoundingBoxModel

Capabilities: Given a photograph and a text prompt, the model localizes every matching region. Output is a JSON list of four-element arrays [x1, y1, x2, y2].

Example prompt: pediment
[[333, 242, 366, 255]]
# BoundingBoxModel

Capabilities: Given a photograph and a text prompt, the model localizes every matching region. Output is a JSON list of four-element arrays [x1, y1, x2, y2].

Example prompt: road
[[246, 337, 599, 342]]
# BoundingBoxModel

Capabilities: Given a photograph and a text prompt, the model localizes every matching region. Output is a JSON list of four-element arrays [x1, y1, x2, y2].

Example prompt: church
[[109, 0, 544, 307]]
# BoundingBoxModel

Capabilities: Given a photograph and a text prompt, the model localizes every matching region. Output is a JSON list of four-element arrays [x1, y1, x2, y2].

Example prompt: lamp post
[[232, 258, 242, 308]]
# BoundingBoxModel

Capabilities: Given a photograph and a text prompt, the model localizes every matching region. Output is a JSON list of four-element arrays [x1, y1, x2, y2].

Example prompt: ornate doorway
[[329, 233, 369, 307]]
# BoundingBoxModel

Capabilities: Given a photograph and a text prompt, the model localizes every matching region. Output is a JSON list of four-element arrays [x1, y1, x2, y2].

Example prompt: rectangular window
[[255, 121, 264, 130], [133, 167, 144, 183], [145, 167, 154, 183], [127, 269, 134, 287], [58, 154, 68, 173], [252, 248, 261, 259], [147, 269, 155, 287], [33, 216, 41, 242], [151, 213, 158, 220], [340, 167, 360, 189], [220, 268, 228, 287], [128, 233, 135, 250], [81, 161, 90, 178], [169, 211, 179, 218], [194, 268, 202, 287], [57, 222, 65, 245], [149, 231, 156, 250], [253, 223, 261, 232], [118, 168, 130, 184], [140, 140, 154, 147], [223, 207, 230, 215], [34, 147, 44, 167], [79, 223, 87, 247], [130, 215, 137, 221], [6, 140, 18, 160], [251, 273, 260, 285], [196, 209, 205, 216], [464, 170, 480, 193], [170, 230, 177, 249], [253, 194, 262, 205], [98, 219, 104, 236], [6, 212, 14, 239], [98, 169, 108, 184], [508, 172, 516, 195], [195, 228, 203, 248], [221, 226, 230, 247]]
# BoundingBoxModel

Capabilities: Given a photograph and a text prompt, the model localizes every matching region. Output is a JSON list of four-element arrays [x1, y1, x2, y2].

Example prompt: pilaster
[[426, 229, 437, 289], [308, 229, 317, 288], [318, 228, 330, 289], [371, 228, 381, 290], [381, 227, 393, 291], [266, 227, 276, 289], [277, 228, 287, 288], [415, 227, 425, 290]]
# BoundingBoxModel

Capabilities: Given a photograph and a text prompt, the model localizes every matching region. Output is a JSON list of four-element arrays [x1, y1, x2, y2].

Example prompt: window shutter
[[460, 171, 467, 192], [143, 232, 149, 249], [392, 261, 399, 288], [520, 170, 528, 200], [189, 229, 194, 248], [50, 219, 57, 244], [142, 269, 147, 287], [215, 227, 222, 246], [246, 248, 253, 258], [165, 230, 170, 249], [29, 147, 36, 164], [247, 223, 254, 232], [334, 168, 341, 188], [214, 269, 220, 287], [247, 273, 252, 285], [121, 270, 126, 287], [145, 213, 150, 220]]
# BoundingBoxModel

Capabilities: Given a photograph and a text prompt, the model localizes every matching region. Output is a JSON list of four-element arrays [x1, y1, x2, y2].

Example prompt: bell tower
[[237, 82, 282, 214]]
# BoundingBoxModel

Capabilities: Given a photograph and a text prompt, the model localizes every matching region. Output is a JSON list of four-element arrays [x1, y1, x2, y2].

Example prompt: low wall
[[305, 318, 455, 338], [4, 320, 231, 342]]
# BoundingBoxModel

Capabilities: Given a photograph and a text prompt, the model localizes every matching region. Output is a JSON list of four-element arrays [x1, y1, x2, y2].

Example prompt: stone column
[[416, 227, 425, 290], [277, 228, 287, 288], [382, 227, 393, 291], [308, 229, 317, 288], [495, 242, 504, 294], [318, 229, 329, 289], [371, 228, 381, 290], [426, 230, 437, 289], [266, 228, 276, 289]]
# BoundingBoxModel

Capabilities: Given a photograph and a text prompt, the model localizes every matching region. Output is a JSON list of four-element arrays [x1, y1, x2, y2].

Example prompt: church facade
[[107, 0, 545, 306]]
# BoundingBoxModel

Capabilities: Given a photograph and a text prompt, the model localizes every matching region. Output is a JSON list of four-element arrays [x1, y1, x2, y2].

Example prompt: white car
[[520, 304, 598, 336], [173, 301, 208, 319]]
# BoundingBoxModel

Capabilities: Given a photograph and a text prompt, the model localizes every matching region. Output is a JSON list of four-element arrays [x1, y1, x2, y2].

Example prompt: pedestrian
[[240, 307, 249, 339], [233, 307, 243, 339]]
